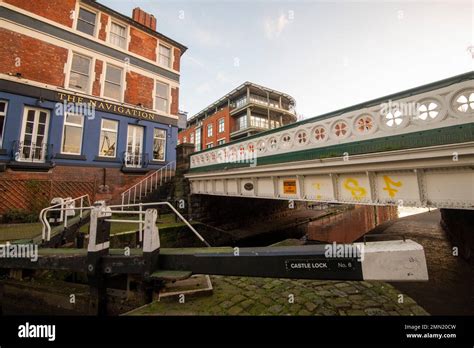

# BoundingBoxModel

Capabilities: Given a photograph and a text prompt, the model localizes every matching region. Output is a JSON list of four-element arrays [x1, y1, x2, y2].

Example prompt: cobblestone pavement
[[130, 276, 428, 316]]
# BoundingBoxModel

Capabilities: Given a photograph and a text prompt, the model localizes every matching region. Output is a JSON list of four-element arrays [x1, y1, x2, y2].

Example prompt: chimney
[[132, 7, 156, 31]]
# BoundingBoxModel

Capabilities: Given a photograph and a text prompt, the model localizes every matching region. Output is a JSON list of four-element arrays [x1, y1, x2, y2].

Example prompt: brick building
[[178, 82, 297, 151], [0, 0, 187, 213]]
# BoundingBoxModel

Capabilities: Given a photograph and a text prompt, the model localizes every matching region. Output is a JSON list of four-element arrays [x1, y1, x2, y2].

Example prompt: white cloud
[[264, 13, 290, 40]]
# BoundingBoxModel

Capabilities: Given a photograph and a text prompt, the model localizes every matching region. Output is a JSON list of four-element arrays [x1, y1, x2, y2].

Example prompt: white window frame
[[0, 100, 7, 149], [153, 128, 167, 162], [190, 132, 195, 144], [154, 80, 170, 114], [207, 124, 213, 137], [158, 43, 172, 68], [195, 127, 201, 151], [109, 21, 128, 50], [217, 138, 226, 146], [67, 52, 93, 94], [61, 113, 84, 155], [218, 118, 225, 133], [206, 142, 213, 149], [102, 63, 124, 102], [98, 118, 118, 158], [75, 6, 98, 37]]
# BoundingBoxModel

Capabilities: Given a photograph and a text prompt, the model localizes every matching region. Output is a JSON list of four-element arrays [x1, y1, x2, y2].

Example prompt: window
[[104, 64, 123, 101], [206, 143, 213, 149], [218, 118, 225, 133], [195, 129, 201, 151], [155, 81, 169, 113], [183, 136, 187, 143], [0, 101, 7, 148], [99, 119, 118, 157], [217, 139, 225, 145], [109, 22, 127, 49], [69, 53, 91, 92], [190, 132, 195, 144], [238, 116, 247, 130], [158, 44, 171, 67], [62, 114, 84, 155], [76, 7, 97, 36], [207, 124, 213, 137], [153, 128, 166, 161]]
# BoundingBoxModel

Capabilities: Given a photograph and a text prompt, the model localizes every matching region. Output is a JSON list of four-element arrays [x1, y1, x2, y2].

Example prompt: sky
[[101, 0, 474, 120]]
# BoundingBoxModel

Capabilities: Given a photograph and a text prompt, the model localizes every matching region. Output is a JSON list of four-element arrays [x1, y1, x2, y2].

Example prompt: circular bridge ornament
[[295, 130, 308, 146], [332, 121, 350, 138], [312, 125, 327, 142], [354, 114, 375, 134], [415, 99, 445, 123], [244, 182, 254, 191], [453, 90, 474, 114]]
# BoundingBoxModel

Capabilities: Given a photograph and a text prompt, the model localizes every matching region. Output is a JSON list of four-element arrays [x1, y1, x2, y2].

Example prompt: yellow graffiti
[[382, 175, 402, 198], [343, 178, 367, 200], [312, 183, 322, 199]]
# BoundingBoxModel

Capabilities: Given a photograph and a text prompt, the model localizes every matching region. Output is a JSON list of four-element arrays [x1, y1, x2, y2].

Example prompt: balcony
[[9, 140, 55, 171], [230, 94, 296, 116], [121, 151, 150, 173], [231, 115, 283, 137]]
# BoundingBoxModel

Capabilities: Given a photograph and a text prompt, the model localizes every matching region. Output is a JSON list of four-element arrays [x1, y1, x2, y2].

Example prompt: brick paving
[[131, 276, 428, 316]]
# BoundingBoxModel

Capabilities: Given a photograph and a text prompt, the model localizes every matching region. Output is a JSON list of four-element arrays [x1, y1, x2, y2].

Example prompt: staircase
[[120, 161, 176, 206]]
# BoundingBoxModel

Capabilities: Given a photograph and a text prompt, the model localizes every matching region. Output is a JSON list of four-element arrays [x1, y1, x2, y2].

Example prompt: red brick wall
[[307, 205, 398, 243], [0, 166, 154, 214], [4, 0, 76, 27], [171, 87, 179, 116], [0, 28, 68, 87], [92, 59, 103, 96], [173, 48, 181, 72], [129, 27, 157, 61], [124, 71, 154, 108], [178, 125, 196, 145], [98, 13, 109, 41], [202, 107, 231, 148]]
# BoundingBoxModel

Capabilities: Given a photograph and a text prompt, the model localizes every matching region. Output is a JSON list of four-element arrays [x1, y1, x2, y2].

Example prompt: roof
[[84, 0, 187, 54], [187, 81, 296, 124]]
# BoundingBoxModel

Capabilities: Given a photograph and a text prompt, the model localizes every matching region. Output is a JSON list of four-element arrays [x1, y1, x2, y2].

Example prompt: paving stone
[[240, 299, 254, 310], [330, 289, 348, 297], [305, 302, 317, 312], [346, 309, 366, 315], [228, 306, 244, 315], [298, 309, 311, 316], [230, 294, 246, 304], [268, 304, 283, 314], [364, 308, 389, 316]]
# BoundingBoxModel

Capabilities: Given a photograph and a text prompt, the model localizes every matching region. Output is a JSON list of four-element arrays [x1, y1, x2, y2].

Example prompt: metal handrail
[[120, 161, 176, 208], [40, 194, 92, 241], [107, 201, 210, 247]]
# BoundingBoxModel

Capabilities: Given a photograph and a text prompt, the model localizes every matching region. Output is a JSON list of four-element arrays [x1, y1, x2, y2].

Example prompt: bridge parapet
[[189, 73, 473, 172], [186, 73, 474, 210]]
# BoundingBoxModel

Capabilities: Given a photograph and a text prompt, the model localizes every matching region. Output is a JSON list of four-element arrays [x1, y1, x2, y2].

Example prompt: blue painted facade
[[0, 91, 178, 169]]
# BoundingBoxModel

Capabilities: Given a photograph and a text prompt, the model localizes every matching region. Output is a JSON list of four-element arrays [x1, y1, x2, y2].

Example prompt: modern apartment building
[[0, 0, 186, 211], [178, 82, 297, 151]]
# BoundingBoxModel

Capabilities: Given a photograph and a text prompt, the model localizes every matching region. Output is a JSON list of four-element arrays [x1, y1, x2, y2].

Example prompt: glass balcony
[[232, 115, 282, 133], [232, 94, 295, 114]]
